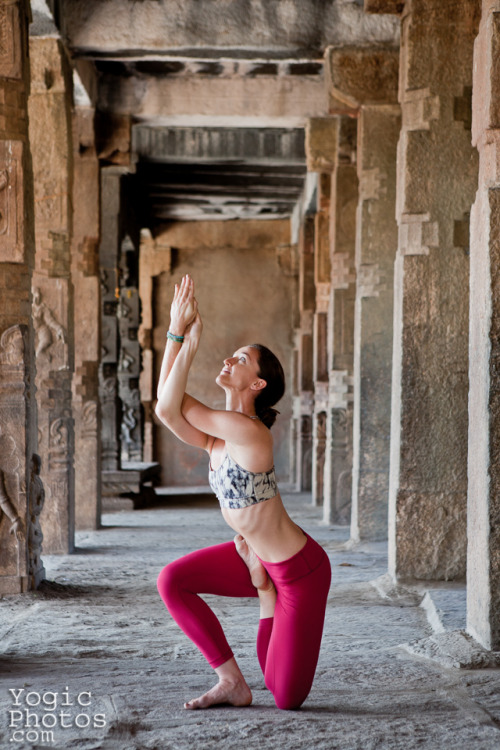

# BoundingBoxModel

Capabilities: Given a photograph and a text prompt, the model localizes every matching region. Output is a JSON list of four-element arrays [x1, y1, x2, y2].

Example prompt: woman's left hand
[[184, 310, 203, 346]]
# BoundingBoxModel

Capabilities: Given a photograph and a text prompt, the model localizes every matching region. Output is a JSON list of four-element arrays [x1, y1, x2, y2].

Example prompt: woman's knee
[[273, 689, 307, 711], [157, 560, 182, 603]]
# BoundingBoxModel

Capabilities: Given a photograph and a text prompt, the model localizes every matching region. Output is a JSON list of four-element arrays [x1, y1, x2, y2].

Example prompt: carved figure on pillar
[[0, 470, 23, 542], [32, 287, 66, 362]]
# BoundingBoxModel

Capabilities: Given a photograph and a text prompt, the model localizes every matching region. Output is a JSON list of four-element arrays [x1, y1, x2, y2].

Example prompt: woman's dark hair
[[249, 344, 285, 429]]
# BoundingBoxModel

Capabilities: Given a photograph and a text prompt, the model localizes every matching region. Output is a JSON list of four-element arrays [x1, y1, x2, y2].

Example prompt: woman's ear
[[251, 378, 267, 392]]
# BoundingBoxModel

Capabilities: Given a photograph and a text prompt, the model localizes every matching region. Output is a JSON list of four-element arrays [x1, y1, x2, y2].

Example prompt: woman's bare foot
[[234, 534, 277, 618], [184, 657, 252, 710], [234, 534, 272, 590], [184, 677, 252, 710]]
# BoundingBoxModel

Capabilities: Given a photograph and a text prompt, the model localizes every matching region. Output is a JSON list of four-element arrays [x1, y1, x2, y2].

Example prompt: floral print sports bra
[[209, 451, 278, 509]]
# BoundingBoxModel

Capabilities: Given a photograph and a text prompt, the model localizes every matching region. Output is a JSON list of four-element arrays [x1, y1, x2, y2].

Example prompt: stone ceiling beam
[[97, 71, 328, 124], [55, 0, 399, 59]]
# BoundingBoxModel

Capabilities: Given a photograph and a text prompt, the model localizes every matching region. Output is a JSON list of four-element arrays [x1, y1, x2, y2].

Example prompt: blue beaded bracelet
[[166, 331, 184, 343]]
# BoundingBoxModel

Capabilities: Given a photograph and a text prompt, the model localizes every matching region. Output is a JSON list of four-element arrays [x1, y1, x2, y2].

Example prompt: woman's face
[[216, 346, 262, 391]]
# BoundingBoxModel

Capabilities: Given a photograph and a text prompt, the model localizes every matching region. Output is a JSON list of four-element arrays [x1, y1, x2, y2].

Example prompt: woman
[[156, 275, 331, 710]]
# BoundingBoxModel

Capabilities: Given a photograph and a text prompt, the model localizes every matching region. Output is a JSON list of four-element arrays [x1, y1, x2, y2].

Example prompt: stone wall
[[150, 219, 294, 487]]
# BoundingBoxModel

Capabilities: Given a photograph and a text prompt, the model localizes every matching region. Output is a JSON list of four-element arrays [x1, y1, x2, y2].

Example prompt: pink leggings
[[157, 533, 331, 710]]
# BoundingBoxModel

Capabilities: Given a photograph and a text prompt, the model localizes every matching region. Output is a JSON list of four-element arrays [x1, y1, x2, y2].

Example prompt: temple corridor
[[1, 0, 500, 746]]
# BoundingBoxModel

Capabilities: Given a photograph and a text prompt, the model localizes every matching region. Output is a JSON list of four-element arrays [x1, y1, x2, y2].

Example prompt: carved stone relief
[[0, 140, 24, 262], [32, 286, 67, 364], [0, 323, 24, 365], [0, 2, 23, 80]]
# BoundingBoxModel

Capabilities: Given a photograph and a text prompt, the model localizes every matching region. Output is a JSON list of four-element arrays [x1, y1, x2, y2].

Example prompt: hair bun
[[257, 406, 280, 429]]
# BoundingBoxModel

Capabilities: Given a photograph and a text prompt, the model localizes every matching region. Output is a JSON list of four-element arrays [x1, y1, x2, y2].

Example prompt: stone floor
[[1, 492, 500, 750]]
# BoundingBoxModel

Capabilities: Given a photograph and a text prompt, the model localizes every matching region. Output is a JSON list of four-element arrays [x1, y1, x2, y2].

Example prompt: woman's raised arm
[[155, 308, 211, 450], [157, 274, 197, 400]]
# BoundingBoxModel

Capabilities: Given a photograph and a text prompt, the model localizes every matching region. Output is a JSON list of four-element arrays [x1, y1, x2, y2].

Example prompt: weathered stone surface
[[402, 631, 500, 670], [351, 104, 400, 542], [326, 46, 399, 112], [389, 0, 479, 582]]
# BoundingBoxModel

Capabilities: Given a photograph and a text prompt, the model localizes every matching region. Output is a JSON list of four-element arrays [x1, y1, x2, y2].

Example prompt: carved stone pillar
[[118, 235, 142, 463], [389, 0, 479, 580], [324, 119, 358, 524], [72, 84, 101, 530], [467, 0, 500, 651], [306, 118, 335, 507], [29, 22, 75, 554], [292, 216, 315, 491], [0, 0, 43, 592], [99, 168, 123, 475], [138, 229, 171, 463], [351, 106, 400, 541]]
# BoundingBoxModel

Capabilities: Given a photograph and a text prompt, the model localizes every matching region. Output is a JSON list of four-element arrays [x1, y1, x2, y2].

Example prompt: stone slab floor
[[1, 493, 499, 750]]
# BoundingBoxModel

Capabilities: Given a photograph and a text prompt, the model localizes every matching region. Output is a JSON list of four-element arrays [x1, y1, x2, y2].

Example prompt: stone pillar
[[292, 216, 315, 491], [29, 14, 75, 554], [72, 81, 101, 530], [99, 167, 123, 476], [324, 118, 358, 525], [0, 0, 44, 592], [138, 229, 171, 463], [118, 235, 142, 463], [325, 45, 400, 533], [351, 106, 400, 541], [467, 0, 500, 651], [306, 118, 336, 507], [389, 0, 479, 580]]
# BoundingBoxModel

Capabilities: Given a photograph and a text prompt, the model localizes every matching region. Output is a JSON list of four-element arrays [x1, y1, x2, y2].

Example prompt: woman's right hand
[[169, 275, 197, 335]]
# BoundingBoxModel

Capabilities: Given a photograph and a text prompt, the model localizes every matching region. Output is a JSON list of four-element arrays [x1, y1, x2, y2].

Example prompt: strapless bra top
[[209, 452, 278, 509]]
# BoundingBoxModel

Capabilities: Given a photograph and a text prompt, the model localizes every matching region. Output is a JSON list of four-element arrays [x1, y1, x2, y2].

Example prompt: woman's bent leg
[[157, 541, 257, 668], [260, 537, 332, 710]]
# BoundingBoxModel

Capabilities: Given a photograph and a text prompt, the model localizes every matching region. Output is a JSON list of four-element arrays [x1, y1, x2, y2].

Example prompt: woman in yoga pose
[[156, 275, 331, 710]]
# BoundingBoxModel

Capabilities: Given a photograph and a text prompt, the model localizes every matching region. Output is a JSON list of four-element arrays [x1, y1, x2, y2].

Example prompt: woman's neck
[[224, 391, 256, 418]]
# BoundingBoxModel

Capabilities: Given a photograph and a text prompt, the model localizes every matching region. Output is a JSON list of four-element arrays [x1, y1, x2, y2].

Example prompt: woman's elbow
[[155, 402, 174, 426]]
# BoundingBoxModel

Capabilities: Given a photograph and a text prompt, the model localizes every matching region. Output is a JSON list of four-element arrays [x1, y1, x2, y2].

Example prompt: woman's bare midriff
[[221, 493, 307, 563]]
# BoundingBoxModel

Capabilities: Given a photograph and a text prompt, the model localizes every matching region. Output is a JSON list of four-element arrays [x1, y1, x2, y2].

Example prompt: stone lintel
[[325, 46, 399, 113]]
